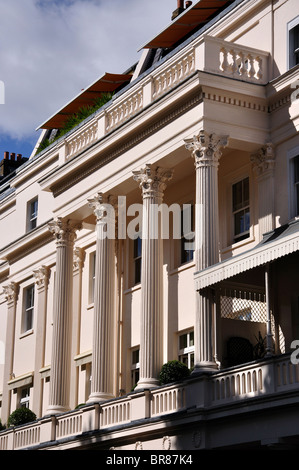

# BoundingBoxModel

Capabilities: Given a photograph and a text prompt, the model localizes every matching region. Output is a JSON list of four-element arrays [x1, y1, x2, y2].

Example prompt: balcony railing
[[48, 35, 269, 161], [0, 354, 297, 450]]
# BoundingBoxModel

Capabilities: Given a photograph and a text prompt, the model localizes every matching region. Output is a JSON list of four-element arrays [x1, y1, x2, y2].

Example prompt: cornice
[[49, 89, 203, 197]]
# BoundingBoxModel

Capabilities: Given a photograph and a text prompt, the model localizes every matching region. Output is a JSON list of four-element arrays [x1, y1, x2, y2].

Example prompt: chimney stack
[[172, 0, 185, 20], [10, 153, 15, 161], [4, 151, 9, 160]]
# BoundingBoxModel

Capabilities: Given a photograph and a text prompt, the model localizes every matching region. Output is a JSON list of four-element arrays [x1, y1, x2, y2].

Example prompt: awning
[[37, 72, 132, 130], [140, 0, 233, 50], [195, 219, 299, 290]]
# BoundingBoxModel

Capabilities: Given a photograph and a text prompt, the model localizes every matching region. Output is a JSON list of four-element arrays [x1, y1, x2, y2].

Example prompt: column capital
[[33, 266, 50, 290], [250, 143, 275, 176], [184, 130, 229, 168], [3, 282, 19, 304], [132, 164, 173, 198], [48, 218, 81, 247], [73, 247, 85, 272], [88, 192, 116, 222]]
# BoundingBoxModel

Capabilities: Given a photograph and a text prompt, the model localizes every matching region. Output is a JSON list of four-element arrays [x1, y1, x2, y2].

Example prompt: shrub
[[7, 407, 37, 428], [159, 360, 191, 385], [0, 419, 5, 431]]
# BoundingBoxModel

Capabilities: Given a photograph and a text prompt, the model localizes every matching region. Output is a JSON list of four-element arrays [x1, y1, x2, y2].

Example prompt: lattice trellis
[[220, 287, 267, 323]]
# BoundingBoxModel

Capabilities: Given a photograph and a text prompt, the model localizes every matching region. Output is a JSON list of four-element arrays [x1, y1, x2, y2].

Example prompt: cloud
[[0, 0, 175, 142]]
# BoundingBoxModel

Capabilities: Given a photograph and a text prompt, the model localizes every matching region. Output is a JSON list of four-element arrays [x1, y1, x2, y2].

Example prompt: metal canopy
[[140, 0, 233, 50], [37, 72, 132, 130]]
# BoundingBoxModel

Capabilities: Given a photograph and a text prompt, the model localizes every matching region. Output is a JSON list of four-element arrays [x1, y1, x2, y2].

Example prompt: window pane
[[26, 286, 34, 309], [189, 331, 194, 347], [134, 257, 141, 284], [232, 180, 243, 211], [294, 156, 299, 183], [179, 334, 187, 350], [134, 237, 142, 258]]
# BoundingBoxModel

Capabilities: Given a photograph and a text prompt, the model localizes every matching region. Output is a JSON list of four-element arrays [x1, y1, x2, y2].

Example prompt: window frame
[[133, 235, 142, 285], [131, 347, 140, 389], [288, 147, 299, 219], [22, 284, 35, 333], [19, 387, 30, 409], [178, 330, 194, 370], [288, 16, 299, 69], [27, 198, 38, 232], [232, 176, 250, 244], [180, 203, 195, 265]]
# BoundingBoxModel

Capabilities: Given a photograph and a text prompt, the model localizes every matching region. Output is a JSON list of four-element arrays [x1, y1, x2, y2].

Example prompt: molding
[[50, 91, 203, 197]]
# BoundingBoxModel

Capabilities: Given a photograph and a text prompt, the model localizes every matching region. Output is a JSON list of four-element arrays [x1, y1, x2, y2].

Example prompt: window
[[293, 155, 299, 217], [180, 204, 194, 264], [288, 18, 299, 69], [89, 252, 96, 303], [232, 177, 250, 243], [19, 387, 30, 409], [178, 331, 194, 369], [23, 285, 35, 332], [27, 198, 38, 231], [131, 348, 140, 389], [133, 236, 142, 285]]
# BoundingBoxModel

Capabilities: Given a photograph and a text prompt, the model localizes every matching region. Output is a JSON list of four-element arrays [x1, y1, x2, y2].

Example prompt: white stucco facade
[[0, 0, 299, 451]]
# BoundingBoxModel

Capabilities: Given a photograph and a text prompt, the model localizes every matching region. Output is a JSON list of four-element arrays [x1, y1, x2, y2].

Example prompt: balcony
[[1, 353, 298, 450]]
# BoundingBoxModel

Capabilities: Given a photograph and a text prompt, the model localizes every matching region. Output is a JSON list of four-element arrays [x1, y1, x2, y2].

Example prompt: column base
[[87, 392, 114, 404], [46, 404, 70, 415], [191, 362, 218, 375], [135, 378, 160, 390]]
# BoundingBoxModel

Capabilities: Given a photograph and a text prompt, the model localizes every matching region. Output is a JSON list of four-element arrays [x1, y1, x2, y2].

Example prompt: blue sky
[[0, 0, 176, 161]]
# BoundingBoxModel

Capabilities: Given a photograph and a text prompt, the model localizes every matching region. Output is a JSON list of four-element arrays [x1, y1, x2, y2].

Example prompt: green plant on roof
[[36, 92, 113, 154]]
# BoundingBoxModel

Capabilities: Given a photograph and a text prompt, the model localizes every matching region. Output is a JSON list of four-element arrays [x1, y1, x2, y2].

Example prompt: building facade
[[0, 0, 299, 450]]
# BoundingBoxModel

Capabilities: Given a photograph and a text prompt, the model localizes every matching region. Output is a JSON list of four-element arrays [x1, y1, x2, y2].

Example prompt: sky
[[0, 0, 176, 161]]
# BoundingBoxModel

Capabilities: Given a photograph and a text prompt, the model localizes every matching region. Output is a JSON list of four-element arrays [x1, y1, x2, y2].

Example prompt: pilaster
[[32, 266, 50, 418], [2, 282, 19, 425], [251, 143, 275, 238], [133, 164, 173, 389], [70, 248, 85, 409]]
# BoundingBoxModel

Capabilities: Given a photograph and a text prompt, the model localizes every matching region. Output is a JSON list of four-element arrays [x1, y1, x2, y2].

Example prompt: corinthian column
[[185, 130, 228, 371], [87, 193, 116, 402], [47, 218, 81, 414], [133, 164, 173, 389]]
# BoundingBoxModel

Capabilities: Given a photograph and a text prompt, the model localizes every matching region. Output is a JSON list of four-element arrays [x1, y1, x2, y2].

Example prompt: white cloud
[[0, 0, 175, 141]]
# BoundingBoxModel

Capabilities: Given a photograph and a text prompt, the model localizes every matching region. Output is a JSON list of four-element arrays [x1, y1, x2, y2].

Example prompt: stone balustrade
[[0, 354, 297, 450], [49, 35, 269, 162]]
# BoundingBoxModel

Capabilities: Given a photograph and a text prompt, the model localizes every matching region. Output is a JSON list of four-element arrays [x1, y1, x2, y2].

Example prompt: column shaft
[[133, 165, 173, 389], [47, 218, 81, 414], [88, 194, 115, 402], [185, 131, 228, 372]]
